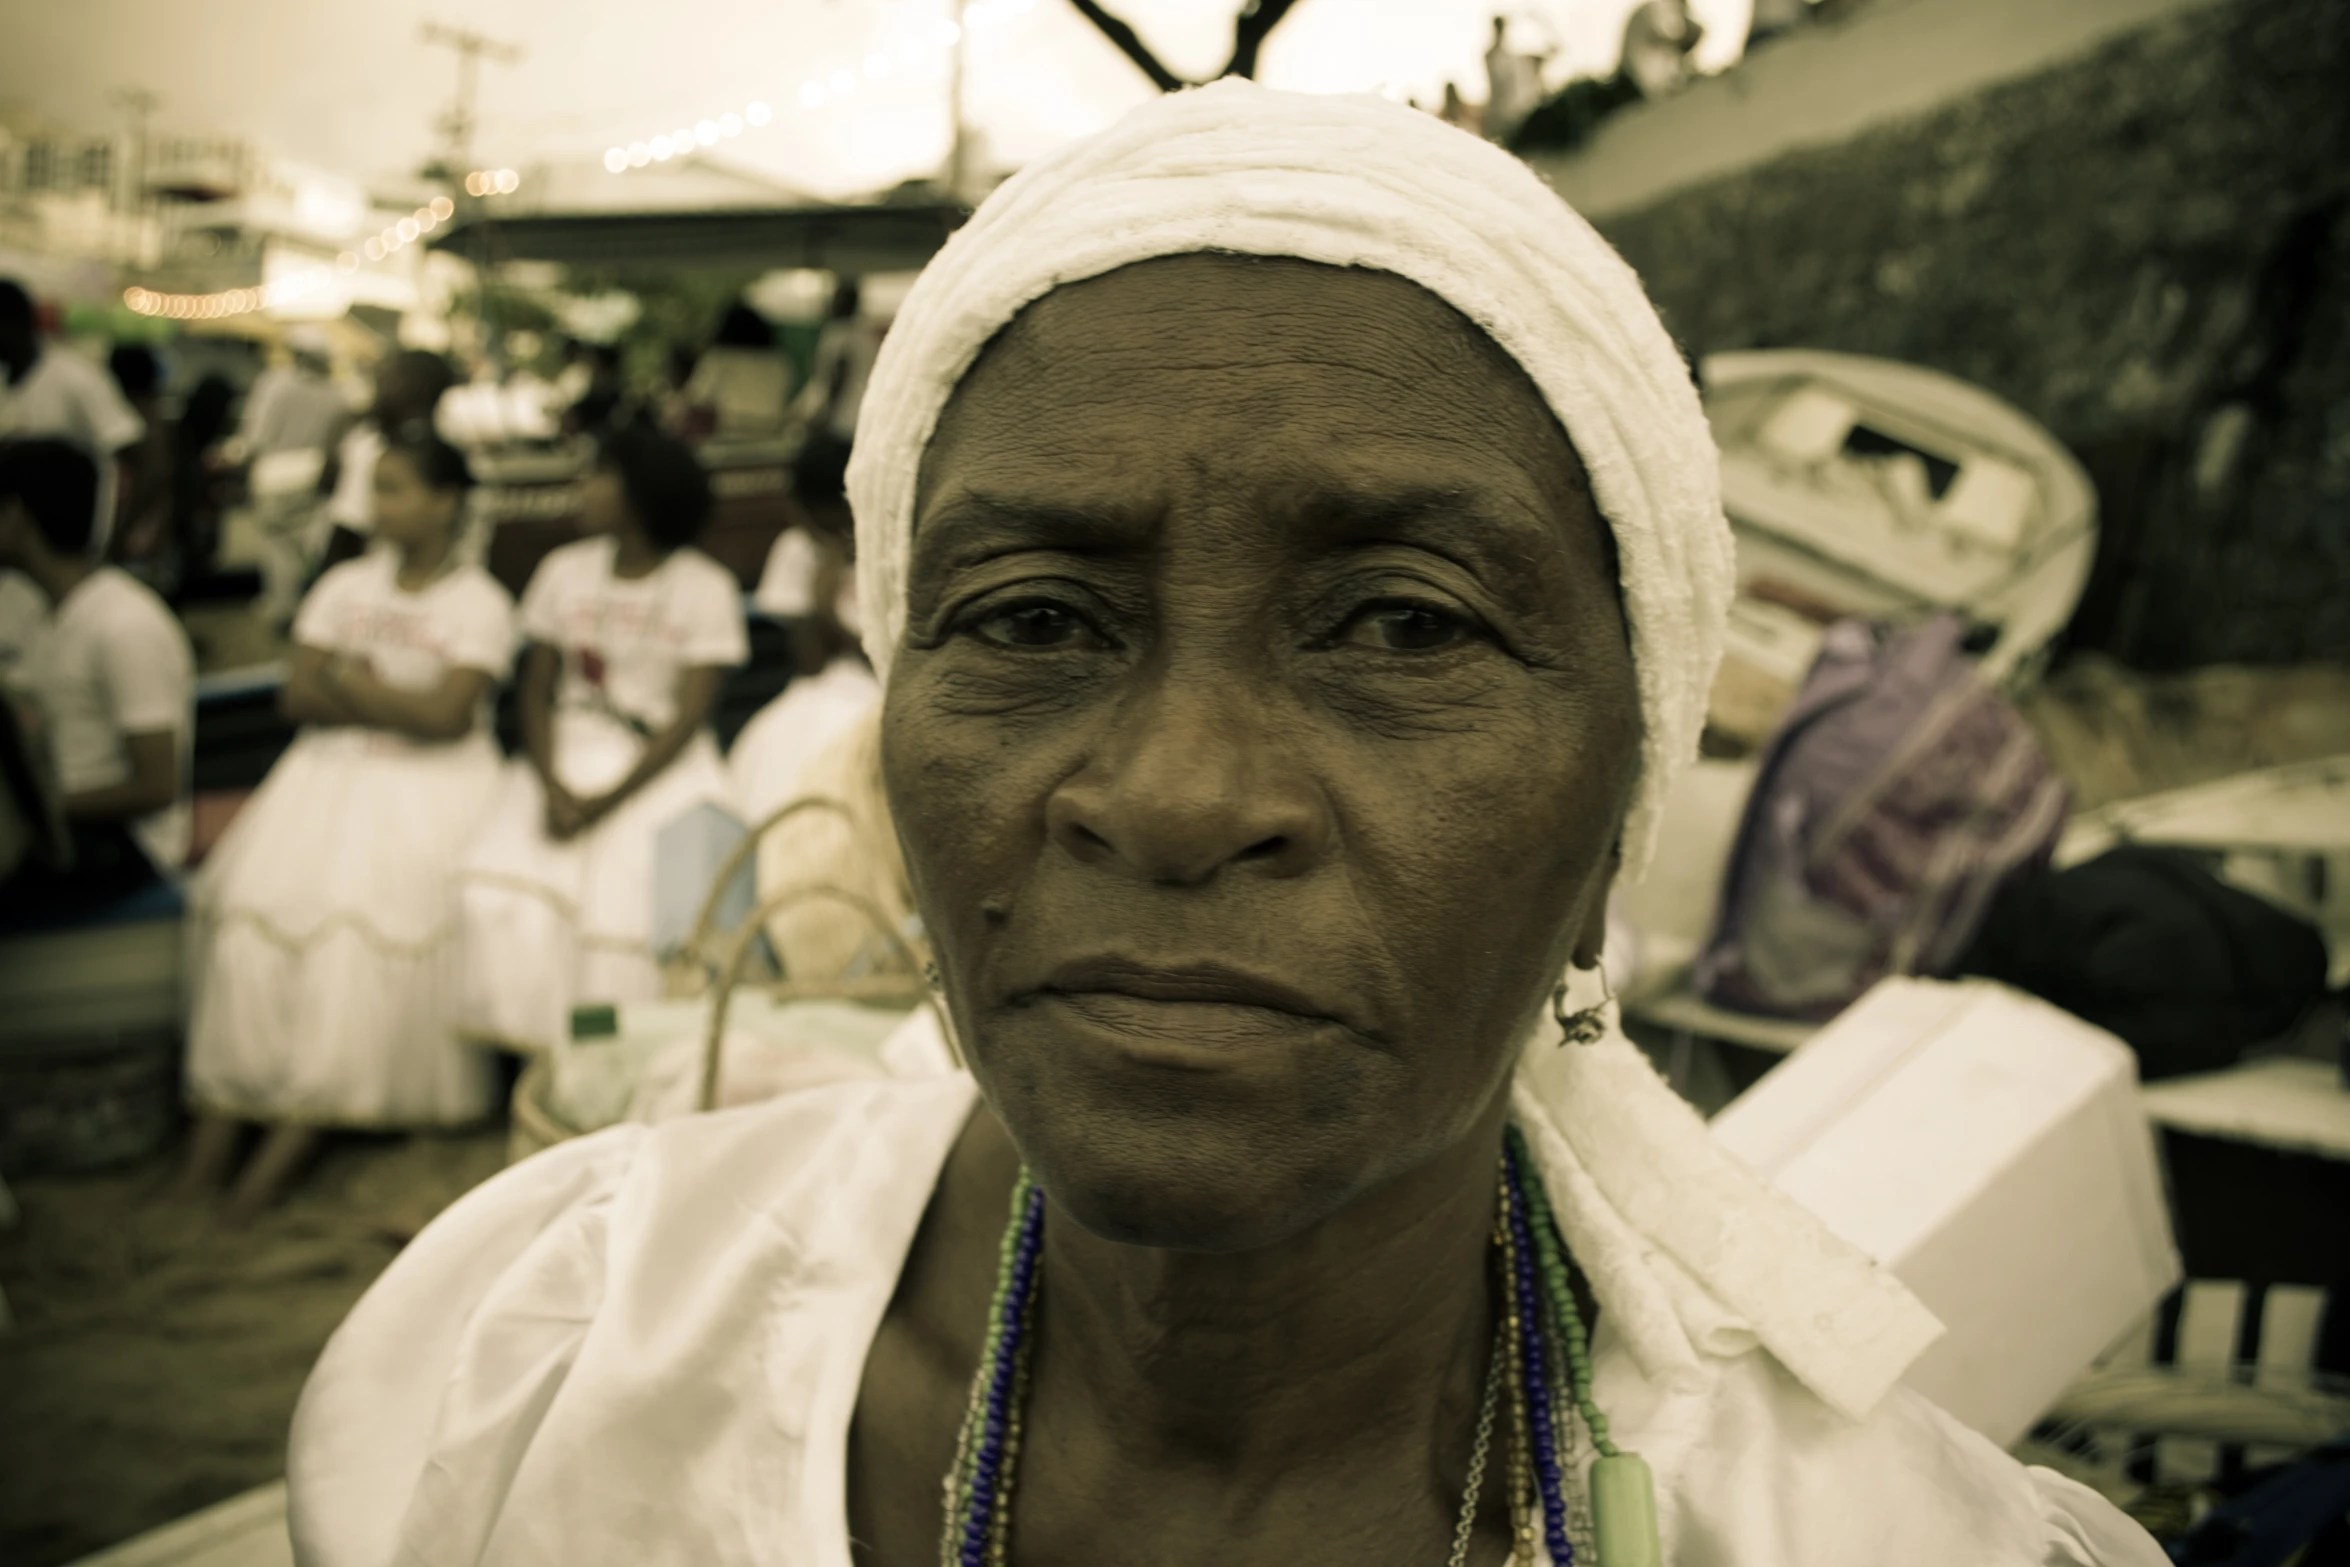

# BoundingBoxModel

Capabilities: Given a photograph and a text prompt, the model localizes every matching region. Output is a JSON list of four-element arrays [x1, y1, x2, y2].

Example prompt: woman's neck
[[976, 1091, 1512, 1491], [610, 527, 665, 580], [395, 534, 454, 590]]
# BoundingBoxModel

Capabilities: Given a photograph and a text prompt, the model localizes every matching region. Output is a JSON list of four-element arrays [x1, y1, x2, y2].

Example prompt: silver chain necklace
[[1446, 1336, 1508, 1567]]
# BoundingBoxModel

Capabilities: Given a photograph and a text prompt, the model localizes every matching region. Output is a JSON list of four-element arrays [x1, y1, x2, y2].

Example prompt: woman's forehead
[[916, 254, 1596, 557]]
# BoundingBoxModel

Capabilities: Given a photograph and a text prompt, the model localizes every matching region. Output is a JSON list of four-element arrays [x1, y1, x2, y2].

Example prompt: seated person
[[180, 433, 517, 1223], [454, 422, 748, 1053], [0, 438, 192, 931]]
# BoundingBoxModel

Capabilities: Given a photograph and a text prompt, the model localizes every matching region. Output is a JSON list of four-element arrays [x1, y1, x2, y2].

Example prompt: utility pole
[[943, 0, 970, 203], [110, 87, 159, 267], [420, 21, 523, 181]]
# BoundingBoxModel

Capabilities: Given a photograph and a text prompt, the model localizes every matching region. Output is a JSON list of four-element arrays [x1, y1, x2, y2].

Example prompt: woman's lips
[[1014, 955, 1373, 1053], [1036, 956, 1348, 1025]]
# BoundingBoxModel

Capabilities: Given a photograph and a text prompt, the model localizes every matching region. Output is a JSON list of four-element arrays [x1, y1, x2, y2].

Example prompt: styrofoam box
[[1710, 977, 2180, 1446]]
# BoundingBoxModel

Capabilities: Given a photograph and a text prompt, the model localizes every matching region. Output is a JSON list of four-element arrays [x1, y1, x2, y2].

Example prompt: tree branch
[[1067, 0, 1188, 92], [1220, 0, 1304, 81]]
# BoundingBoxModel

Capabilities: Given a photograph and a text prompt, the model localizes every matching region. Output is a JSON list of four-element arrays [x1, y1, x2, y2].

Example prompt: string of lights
[[601, 0, 1034, 175], [124, 189, 476, 319], [123, 0, 1000, 322]]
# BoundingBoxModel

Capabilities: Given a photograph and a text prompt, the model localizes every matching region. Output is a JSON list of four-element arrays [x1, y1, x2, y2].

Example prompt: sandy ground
[[0, 1125, 509, 1567]]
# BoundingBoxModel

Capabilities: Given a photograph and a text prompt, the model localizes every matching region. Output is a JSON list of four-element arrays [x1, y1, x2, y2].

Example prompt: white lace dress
[[185, 553, 516, 1126]]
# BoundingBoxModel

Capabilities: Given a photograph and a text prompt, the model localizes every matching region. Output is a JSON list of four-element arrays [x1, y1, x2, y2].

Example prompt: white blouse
[[288, 1072, 2166, 1567]]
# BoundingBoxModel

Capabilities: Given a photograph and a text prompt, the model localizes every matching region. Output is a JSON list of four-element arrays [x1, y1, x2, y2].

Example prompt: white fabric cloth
[[726, 656, 880, 828], [288, 1070, 2166, 1567], [752, 527, 860, 637], [324, 424, 383, 537], [186, 554, 517, 1126], [847, 79, 1735, 877], [16, 566, 192, 869], [0, 343, 144, 550], [683, 347, 791, 438], [808, 318, 881, 442], [454, 538, 749, 1053]]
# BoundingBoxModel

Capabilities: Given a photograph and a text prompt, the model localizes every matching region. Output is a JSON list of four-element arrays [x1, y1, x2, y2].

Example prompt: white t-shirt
[[684, 347, 792, 438], [238, 365, 348, 458], [750, 526, 859, 635], [0, 345, 146, 550], [18, 567, 194, 869], [323, 424, 384, 536], [520, 536, 748, 738], [292, 551, 518, 732], [287, 1071, 2168, 1567]]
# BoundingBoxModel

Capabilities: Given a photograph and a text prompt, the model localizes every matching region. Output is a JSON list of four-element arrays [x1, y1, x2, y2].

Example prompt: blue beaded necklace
[[940, 1128, 1661, 1566]]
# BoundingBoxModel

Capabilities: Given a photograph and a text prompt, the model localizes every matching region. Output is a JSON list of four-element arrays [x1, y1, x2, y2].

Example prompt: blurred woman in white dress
[[455, 423, 748, 1054], [729, 522, 876, 824], [180, 433, 516, 1222]]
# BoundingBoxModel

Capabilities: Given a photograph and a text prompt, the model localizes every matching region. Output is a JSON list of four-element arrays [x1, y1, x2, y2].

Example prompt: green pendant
[[1589, 1451, 1661, 1567]]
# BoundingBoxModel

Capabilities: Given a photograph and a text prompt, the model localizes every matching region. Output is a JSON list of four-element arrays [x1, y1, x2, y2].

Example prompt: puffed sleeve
[[286, 1125, 643, 1567], [2028, 1467, 2171, 1567], [441, 573, 521, 680], [290, 561, 359, 654]]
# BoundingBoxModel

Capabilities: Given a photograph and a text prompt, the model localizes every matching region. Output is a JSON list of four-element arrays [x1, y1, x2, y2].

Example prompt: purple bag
[[1694, 613, 2069, 1022]]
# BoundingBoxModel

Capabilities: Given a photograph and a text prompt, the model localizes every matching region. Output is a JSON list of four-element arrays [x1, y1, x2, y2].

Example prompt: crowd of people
[[0, 273, 882, 1223]]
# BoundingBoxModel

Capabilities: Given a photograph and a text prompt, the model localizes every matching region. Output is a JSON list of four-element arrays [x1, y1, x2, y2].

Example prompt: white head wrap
[[850, 82, 1940, 1423], [849, 78, 1735, 875]]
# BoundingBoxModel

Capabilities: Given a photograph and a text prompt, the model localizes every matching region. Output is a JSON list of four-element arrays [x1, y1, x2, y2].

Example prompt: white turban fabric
[[849, 80, 1940, 1423], [848, 78, 1735, 875]]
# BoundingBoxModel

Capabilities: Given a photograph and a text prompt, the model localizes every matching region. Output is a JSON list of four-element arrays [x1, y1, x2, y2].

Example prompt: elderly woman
[[288, 85, 2163, 1567]]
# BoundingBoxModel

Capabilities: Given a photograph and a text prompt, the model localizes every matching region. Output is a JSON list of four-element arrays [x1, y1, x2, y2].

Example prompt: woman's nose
[[1044, 673, 1332, 887]]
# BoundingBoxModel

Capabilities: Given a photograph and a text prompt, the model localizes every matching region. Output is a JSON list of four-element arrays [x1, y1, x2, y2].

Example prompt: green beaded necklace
[[941, 1128, 1661, 1566]]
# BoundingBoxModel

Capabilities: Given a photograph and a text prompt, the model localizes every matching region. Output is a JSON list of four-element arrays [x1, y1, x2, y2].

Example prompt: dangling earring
[[1551, 965, 1615, 1047]]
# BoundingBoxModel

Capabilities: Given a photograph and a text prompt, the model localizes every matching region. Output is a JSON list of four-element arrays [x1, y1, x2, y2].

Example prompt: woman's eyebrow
[[1292, 486, 1554, 586], [917, 492, 1152, 562]]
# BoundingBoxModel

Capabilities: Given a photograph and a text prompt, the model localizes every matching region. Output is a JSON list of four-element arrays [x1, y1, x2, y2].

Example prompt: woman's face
[[370, 450, 455, 551], [578, 464, 633, 538], [886, 254, 1638, 1253]]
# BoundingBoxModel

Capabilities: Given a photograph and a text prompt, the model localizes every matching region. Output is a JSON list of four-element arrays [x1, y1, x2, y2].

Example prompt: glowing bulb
[[605, 148, 629, 173], [339, 251, 359, 271], [430, 196, 454, 220], [936, 18, 962, 45], [651, 136, 673, 161], [799, 81, 825, 107], [123, 287, 145, 310], [364, 238, 384, 260], [629, 143, 650, 167], [496, 169, 519, 193], [693, 120, 717, 146], [720, 112, 743, 136], [747, 100, 773, 125], [865, 53, 890, 79], [463, 172, 483, 196]]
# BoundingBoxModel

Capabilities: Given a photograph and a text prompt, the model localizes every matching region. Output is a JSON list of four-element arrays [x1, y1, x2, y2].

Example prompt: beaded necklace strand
[[941, 1135, 1661, 1566]]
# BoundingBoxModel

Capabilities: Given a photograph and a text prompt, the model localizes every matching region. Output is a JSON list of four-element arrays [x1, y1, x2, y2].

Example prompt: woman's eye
[[1340, 604, 1474, 652], [970, 601, 1093, 649]]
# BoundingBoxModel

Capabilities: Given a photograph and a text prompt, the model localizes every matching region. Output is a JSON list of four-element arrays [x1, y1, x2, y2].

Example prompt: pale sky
[[9, 0, 1751, 202]]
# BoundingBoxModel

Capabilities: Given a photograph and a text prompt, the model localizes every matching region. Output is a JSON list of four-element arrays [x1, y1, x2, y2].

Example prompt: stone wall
[[1589, 0, 2350, 668]]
